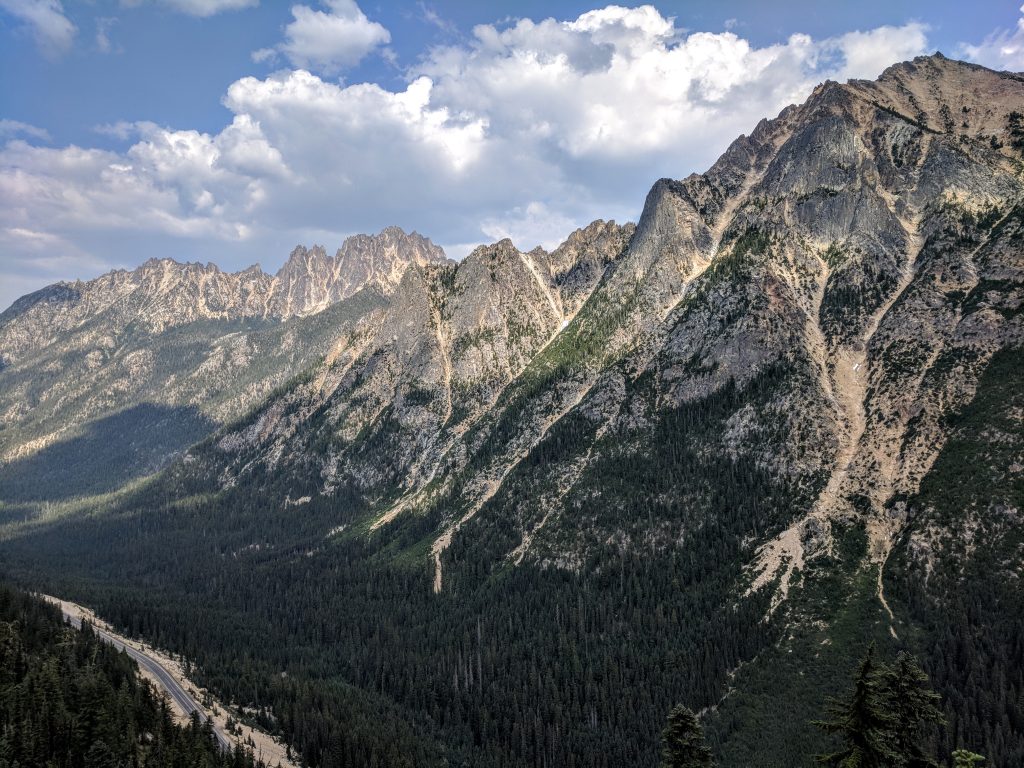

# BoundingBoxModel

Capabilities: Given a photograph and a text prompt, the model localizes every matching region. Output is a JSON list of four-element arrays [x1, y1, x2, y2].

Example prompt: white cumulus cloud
[[1, 5, 938, 311], [959, 4, 1024, 72], [418, 13, 928, 164], [254, 0, 390, 74]]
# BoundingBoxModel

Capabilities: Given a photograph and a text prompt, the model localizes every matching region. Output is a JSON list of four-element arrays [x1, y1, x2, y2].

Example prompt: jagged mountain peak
[[134, 255, 270, 277], [280, 243, 329, 261], [546, 219, 636, 316], [337, 224, 446, 268], [346, 224, 445, 251], [468, 237, 518, 257], [238, 263, 266, 277], [3, 55, 1024, 768], [543, 218, 633, 269], [331, 225, 450, 302], [0, 225, 450, 370], [840, 51, 1024, 142]]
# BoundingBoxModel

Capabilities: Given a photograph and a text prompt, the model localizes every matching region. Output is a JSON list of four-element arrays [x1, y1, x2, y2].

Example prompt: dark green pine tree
[[660, 705, 715, 768], [815, 643, 900, 767], [882, 651, 945, 768]]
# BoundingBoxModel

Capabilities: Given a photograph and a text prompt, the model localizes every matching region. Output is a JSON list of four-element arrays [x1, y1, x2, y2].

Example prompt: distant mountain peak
[[0, 226, 449, 365]]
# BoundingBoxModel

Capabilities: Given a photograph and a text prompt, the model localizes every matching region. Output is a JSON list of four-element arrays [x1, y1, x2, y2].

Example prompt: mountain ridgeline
[[0, 227, 445, 501], [0, 54, 1021, 767]]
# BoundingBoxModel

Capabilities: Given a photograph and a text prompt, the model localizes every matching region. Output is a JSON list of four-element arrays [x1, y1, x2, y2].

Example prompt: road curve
[[61, 609, 232, 752]]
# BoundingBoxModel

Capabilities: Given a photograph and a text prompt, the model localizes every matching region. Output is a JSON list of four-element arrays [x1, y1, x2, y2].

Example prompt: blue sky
[[2, 0, 1024, 310]]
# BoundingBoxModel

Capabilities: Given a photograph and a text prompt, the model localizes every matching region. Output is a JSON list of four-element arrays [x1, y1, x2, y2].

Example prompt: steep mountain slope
[[0, 54, 1021, 768], [213, 220, 633, 507], [0, 228, 444, 501], [889, 347, 1023, 765], [201, 54, 1023, 604]]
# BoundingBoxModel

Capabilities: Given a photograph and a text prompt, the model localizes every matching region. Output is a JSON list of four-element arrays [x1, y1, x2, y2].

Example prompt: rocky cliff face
[[270, 227, 447, 318], [213, 221, 635, 505], [1, 53, 1022, 768], [0, 227, 446, 368], [0, 227, 442, 495], [8, 54, 1019, 603], [204, 56, 1022, 608], [0, 259, 275, 366]]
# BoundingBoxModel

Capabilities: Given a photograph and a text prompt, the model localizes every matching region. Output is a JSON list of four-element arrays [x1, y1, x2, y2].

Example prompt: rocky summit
[[204, 54, 1024, 601], [0, 54, 1021, 768], [0, 227, 444, 495]]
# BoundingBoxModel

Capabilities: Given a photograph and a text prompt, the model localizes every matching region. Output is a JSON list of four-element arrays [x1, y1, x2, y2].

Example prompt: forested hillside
[[0, 583, 264, 768], [0, 53, 1021, 768]]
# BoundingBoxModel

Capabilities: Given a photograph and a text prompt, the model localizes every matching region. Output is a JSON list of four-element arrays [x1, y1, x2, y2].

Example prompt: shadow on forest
[[0, 403, 214, 503]]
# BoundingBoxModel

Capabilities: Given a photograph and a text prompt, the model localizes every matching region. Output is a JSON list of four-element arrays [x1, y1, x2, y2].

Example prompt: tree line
[[661, 644, 987, 768], [0, 584, 267, 768]]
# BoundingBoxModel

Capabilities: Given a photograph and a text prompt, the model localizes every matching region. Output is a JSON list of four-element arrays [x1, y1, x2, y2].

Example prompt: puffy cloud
[[224, 72, 484, 172], [826, 24, 930, 80], [0, 0, 75, 56], [0, 120, 276, 242], [959, 5, 1024, 71], [418, 13, 928, 163], [254, 0, 390, 74], [2, 5, 936, 311]]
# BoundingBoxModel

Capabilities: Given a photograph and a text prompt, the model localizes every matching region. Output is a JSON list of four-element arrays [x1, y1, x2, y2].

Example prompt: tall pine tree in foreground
[[816, 644, 950, 768], [660, 704, 715, 768], [815, 643, 901, 767], [882, 651, 945, 768]]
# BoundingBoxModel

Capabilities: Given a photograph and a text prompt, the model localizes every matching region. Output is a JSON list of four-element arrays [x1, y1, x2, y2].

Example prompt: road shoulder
[[42, 594, 298, 768]]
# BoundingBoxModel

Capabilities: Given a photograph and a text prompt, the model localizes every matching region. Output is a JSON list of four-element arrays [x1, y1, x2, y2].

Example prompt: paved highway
[[62, 608, 232, 752]]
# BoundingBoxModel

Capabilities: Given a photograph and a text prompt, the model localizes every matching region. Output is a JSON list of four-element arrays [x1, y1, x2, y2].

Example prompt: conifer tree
[[660, 704, 715, 768], [882, 651, 945, 768], [815, 643, 900, 767]]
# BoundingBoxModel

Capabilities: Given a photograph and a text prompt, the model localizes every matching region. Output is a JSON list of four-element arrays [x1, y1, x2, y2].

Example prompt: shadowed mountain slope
[[0, 54, 1021, 768]]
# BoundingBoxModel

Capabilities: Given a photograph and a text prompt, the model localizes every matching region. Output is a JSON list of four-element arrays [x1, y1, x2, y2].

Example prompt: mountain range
[[0, 53, 1021, 767]]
